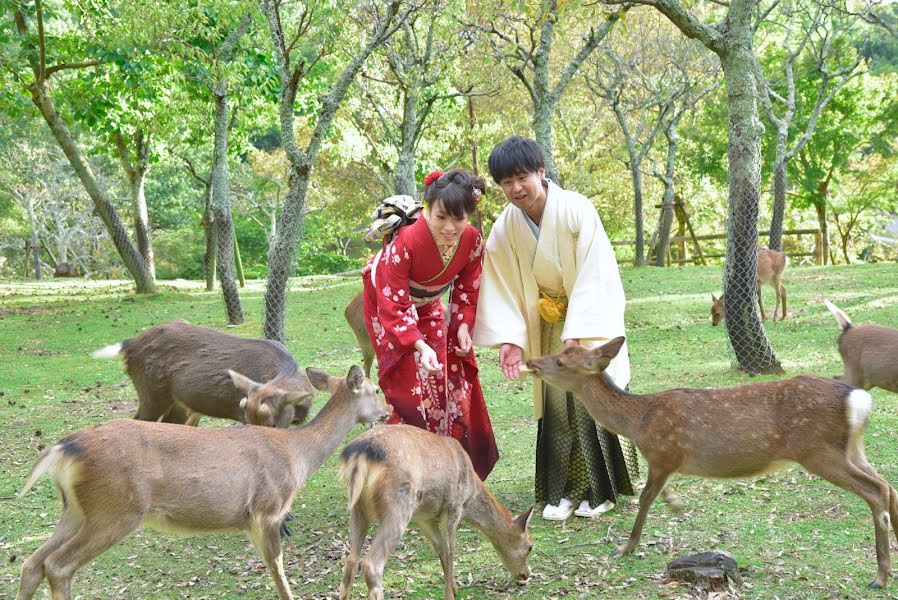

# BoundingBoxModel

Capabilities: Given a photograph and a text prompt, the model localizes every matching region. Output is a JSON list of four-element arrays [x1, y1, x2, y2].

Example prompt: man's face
[[498, 168, 547, 217]]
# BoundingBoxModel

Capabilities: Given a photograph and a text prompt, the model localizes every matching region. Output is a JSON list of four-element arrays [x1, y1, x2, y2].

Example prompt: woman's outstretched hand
[[454, 323, 472, 357], [499, 343, 523, 380], [415, 340, 443, 373]]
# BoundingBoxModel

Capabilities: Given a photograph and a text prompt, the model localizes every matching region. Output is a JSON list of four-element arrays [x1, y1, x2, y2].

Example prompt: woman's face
[[427, 200, 468, 245]]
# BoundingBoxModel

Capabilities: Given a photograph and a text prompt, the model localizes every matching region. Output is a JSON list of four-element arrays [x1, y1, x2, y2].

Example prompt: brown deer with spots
[[525, 337, 898, 589]]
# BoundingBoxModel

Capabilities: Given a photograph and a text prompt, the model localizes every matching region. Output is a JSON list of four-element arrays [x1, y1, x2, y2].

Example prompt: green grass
[[1, 263, 897, 599]]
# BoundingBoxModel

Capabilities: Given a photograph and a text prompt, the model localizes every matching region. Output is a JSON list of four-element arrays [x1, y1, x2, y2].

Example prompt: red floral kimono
[[362, 216, 498, 480]]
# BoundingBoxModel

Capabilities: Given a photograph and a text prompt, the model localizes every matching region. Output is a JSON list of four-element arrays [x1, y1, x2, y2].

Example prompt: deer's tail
[[91, 343, 122, 359], [824, 299, 853, 332], [19, 443, 67, 498], [339, 437, 386, 510]]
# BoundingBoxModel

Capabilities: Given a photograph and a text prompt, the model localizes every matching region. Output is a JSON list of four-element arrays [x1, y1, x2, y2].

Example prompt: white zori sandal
[[542, 498, 575, 521], [574, 499, 615, 518]]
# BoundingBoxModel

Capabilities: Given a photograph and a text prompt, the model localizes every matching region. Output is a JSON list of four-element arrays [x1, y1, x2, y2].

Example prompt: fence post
[[814, 231, 824, 265]]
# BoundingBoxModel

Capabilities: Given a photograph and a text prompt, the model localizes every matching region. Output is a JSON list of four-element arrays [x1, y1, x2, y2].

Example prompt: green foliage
[[151, 226, 205, 280]]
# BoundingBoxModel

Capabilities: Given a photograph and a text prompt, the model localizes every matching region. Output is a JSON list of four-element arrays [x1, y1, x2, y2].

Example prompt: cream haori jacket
[[473, 181, 630, 419]]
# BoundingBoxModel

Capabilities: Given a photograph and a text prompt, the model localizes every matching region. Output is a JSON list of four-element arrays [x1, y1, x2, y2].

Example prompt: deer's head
[[496, 507, 535, 585], [230, 371, 314, 428], [710, 294, 724, 326], [526, 337, 626, 392], [306, 365, 390, 424]]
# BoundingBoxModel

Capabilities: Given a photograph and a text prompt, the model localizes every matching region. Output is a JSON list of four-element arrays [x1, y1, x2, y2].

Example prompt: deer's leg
[[362, 501, 413, 600], [162, 402, 189, 424], [419, 518, 451, 593], [133, 389, 170, 422], [757, 282, 768, 321], [16, 510, 83, 600], [248, 520, 294, 600], [613, 467, 669, 558], [778, 282, 787, 320], [43, 515, 140, 600], [660, 487, 683, 515], [803, 451, 892, 588], [441, 511, 461, 600], [184, 411, 202, 427], [340, 507, 370, 600]]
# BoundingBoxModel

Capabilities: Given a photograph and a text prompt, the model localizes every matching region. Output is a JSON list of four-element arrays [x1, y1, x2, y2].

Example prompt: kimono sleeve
[[561, 198, 627, 343], [472, 215, 529, 351], [374, 237, 424, 353], [449, 230, 483, 336]]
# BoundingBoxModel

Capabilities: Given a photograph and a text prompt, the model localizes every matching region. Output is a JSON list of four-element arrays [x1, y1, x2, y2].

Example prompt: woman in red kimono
[[362, 168, 498, 480]]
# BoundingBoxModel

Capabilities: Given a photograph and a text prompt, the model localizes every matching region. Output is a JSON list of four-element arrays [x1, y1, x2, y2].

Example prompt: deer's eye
[[555, 358, 563, 367]]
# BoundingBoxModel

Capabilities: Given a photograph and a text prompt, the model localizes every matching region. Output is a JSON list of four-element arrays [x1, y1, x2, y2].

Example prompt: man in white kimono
[[474, 135, 638, 521]]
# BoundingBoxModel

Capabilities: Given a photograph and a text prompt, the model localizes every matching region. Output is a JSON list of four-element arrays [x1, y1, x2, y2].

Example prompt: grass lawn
[[1, 262, 897, 599]]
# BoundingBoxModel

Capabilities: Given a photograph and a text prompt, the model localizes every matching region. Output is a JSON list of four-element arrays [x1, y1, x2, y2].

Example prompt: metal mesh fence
[[720, 142, 784, 375]]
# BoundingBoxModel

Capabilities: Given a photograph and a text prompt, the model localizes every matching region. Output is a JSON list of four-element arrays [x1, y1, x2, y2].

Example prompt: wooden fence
[[611, 228, 824, 266]]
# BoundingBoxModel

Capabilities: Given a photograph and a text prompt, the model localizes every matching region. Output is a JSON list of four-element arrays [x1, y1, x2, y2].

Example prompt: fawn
[[825, 300, 898, 393]]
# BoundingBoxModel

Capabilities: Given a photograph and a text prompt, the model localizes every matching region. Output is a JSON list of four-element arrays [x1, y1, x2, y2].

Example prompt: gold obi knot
[[537, 291, 567, 323]]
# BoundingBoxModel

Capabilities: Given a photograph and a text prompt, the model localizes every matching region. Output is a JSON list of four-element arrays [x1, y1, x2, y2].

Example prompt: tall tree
[[602, 0, 783, 374], [354, 4, 475, 198], [755, 0, 862, 252], [481, 0, 627, 184], [259, 0, 404, 342], [10, 1, 156, 292]]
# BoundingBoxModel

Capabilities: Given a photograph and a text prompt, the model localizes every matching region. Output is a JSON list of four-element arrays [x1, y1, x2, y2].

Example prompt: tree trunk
[[263, 164, 310, 342], [630, 158, 646, 266], [117, 130, 157, 281], [394, 90, 418, 198], [533, 98, 559, 184], [719, 17, 782, 374], [26, 195, 42, 279], [654, 124, 678, 267], [768, 128, 788, 251], [201, 182, 216, 291], [28, 80, 155, 293], [211, 90, 244, 325]]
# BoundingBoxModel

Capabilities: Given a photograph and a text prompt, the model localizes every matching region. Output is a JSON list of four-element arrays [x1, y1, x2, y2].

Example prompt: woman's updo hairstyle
[[423, 168, 485, 220]]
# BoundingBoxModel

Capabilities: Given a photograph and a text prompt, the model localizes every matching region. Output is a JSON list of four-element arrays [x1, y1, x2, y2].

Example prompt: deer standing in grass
[[525, 337, 898, 589], [15, 365, 388, 600], [338, 424, 533, 600], [712, 248, 788, 325], [92, 320, 315, 427], [825, 300, 898, 393], [345, 291, 375, 378]]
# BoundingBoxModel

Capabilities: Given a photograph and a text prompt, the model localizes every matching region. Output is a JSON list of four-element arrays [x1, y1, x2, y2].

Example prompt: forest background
[[1, 0, 896, 298]]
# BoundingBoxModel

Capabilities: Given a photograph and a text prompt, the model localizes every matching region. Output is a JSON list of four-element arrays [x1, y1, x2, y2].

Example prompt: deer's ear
[[515, 506, 535, 532], [346, 365, 365, 392], [306, 367, 334, 392], [711, 293, 718, 303], [600, 336, 626, 359], [229, 370, 260, 394]]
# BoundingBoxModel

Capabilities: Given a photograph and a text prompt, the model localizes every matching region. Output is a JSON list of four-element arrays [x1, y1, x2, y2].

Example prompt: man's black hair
[[487, 135, 545, 184]]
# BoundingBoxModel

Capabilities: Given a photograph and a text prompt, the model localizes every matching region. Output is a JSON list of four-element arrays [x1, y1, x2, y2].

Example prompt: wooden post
[[814, 231, 824, 265]]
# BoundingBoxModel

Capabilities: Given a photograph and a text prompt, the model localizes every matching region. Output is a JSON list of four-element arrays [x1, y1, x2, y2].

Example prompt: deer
[[712, 248, 788, 325], [825, 300, 898, 393], [338, 424, 533, 600], [524, 337, 898, 589], [92, 320, 315, 428], [345, 291, 375, 378], [15, 364, 389, 600]]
